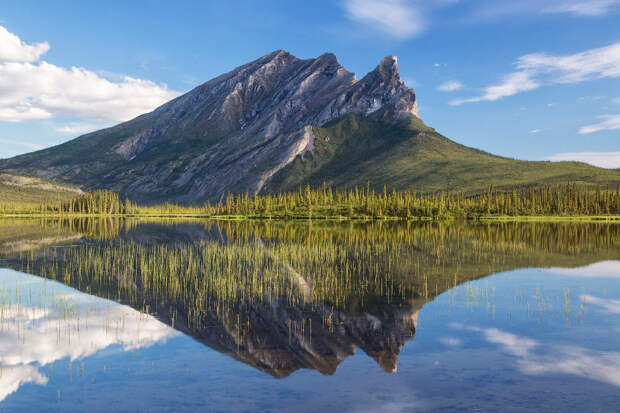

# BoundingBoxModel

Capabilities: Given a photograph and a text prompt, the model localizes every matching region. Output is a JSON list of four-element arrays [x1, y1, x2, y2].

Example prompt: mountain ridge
[[1, 50, 619, 203]]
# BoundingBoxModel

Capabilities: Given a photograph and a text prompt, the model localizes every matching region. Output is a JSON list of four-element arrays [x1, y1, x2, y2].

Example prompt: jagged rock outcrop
[[0, 50, 417, 203]]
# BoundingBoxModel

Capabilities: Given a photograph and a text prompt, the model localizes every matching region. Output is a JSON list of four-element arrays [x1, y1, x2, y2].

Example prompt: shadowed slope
[[266, 114, 620, 194]]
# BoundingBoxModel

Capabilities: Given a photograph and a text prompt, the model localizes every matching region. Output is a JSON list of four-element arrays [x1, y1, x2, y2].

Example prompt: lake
[[0, 219, 618, 412]]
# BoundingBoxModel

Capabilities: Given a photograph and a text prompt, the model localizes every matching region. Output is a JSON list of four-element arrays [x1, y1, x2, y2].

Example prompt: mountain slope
[[0, 171, 82, 207], [1, 50, 619, 203], [265, 114, 620, 194]]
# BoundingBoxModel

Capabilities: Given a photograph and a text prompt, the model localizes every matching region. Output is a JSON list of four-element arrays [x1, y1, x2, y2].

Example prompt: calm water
[[0, 219, 618, 412]]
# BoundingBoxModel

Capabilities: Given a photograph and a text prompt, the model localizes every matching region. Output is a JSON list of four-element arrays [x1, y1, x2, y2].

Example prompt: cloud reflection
[[0, 269, 177, 402], [453, 320, 620, 387], [545, 260, 620, 278]]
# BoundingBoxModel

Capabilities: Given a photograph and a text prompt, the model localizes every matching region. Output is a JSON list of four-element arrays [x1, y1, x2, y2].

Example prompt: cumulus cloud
[[0, 25, 179, 123], [0, 26, 49, 62], [342, 0, 426, 38], [547, 152, 620, 169], [438, 80, 463, 92], [451, 42, 620, 105]]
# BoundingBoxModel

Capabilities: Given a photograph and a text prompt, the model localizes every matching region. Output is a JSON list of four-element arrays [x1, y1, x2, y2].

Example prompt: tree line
[[21, 183, 619, 218]]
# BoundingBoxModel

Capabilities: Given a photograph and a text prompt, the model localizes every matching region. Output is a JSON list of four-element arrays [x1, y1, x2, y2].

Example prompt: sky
[[0, 0, 619, 167]]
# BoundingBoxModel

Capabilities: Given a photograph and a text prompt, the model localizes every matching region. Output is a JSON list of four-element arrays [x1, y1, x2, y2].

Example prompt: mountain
[[1, 50, 619, 204], [0, 171, 83, 207]]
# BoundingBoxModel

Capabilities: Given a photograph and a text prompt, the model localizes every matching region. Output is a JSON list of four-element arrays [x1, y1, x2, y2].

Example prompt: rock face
[[0, 50, 417, 203]]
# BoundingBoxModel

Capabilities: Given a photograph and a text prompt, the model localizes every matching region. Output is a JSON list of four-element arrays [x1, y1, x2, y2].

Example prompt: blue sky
[[1, 0, 619, 166]]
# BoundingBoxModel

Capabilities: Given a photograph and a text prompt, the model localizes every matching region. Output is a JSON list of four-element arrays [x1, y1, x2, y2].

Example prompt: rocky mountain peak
[[316, 53, 417, 123], [375, 55, 400, 81], [0, 51, 420, 203]]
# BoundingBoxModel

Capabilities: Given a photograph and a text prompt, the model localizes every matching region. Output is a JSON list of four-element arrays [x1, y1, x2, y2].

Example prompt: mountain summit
[[0, 50, 419, 203], [1, 51, 619, 203]]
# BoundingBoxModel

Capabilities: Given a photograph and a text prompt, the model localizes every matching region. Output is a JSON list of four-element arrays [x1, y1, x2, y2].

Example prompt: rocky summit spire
[[316, 54, 418, 123], [374, 56, 401, 82], [358, 55, 417, 119]]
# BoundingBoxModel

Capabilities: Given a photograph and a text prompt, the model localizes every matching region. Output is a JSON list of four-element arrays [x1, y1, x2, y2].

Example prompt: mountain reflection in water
[[0, 218, 618, 388]]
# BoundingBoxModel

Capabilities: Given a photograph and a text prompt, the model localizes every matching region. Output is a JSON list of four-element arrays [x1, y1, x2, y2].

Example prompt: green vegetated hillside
[[265, 114, 620, 194], [0, 171, 83, 208]]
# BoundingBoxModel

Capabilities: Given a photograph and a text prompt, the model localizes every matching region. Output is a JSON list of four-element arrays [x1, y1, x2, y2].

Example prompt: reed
[[2, 219, 618, 341]]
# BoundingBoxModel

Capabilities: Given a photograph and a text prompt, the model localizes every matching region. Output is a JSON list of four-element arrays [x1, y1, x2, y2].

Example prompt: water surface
[[0, 219, 618, 412]]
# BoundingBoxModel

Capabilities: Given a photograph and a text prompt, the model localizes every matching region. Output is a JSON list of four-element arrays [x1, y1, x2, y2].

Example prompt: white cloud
[[0, 105, 52, 122], [0, 26, 49, 63], [450, 71, 540, 105], [55, 122, 105, 135], [469, 0, 620, 21], [452, 42, 620, 105], [438, 80, 463, 92], [547, 152, 620, 168], [579, 114, 620, 134], [439, 337, 462, 347], [544, 0, 620, 16], [0, 25, 180, 123], [342, 0, 426, 38], [518, 43, 620, 83], [341, 0, 619, 40], [614, 97, 620, 104]]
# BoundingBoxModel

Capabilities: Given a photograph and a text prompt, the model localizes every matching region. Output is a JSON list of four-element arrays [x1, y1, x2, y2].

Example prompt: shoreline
[[2, 212, 620, 223]]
